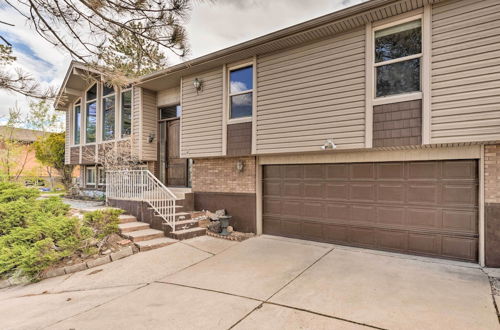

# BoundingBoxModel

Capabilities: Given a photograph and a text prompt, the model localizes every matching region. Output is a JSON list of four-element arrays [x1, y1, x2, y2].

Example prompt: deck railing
[[106, 169, 177, 232]]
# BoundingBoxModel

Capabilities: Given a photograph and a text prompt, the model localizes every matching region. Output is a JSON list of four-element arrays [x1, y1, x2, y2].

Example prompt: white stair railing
[[106, 170, 177, 232]]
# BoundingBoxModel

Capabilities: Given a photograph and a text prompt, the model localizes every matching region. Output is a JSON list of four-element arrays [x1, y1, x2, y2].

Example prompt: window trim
[[101, 84, 116, 141], [227, 61, 254, 124], [72, 98, 82, 146], [85, 166, 96, 186], [84, 83, 98, 145], [371, 14, 424, 104], [120, 88, 133, 138]]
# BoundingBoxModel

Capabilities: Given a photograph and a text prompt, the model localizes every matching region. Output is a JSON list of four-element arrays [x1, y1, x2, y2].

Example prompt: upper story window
[[73, 99, 81, 145], [102, 84, 115, 141], [85, 83, 97, 143], [374, 19, 422, 98], [229, 65, 253, 119], [160, 105, 181, 120], [121, 89, 132, 137]]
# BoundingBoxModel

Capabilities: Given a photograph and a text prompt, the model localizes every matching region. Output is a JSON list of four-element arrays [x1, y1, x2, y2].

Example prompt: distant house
[[55, 0, 500, 267], [0, 126, 56, 184]]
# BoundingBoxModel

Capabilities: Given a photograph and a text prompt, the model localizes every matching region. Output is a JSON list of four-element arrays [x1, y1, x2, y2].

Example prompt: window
[[121, 89, 132, 137], [160, 105, 181, 120], [374, 19, 422, 98], [229, 65, 253, 119], [97, 167, 106, 185], [73, 99, 81, 145], [85, 83, 97, 143], [102, 84, 115, 141], [85, 166, 96, 185]]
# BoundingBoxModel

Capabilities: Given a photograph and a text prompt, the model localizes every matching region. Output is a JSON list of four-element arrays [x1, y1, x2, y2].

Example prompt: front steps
[[118, 212, 206, 252]]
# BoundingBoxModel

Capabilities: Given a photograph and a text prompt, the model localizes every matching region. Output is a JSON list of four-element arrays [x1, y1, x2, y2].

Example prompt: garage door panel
[[441, 184, 477, 206], [377, 162, 405, 180], [442, 210, 477, 233], [263, 181, 281, 196], [407, 184, 439, 205], [442, 236, 477, 261], [406, 208, 441, 229], [304, 182, 325, 198], [377, 184, 406, 203], [441, 160, 477, 180], [350, 183, 375, 201], [407, 161, 440, 180], [327, 164, 349, 180], [377, 207, 406, 225], [326, 183, 349, 200], [408, 233, 441, 255], [283, 182, 302, 197], [377, 230, 408, 251], [263, 160, 479, 262], [350, 163, 375, 180]]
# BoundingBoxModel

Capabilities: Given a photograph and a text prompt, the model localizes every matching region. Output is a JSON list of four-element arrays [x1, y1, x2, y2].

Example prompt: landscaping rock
[[117, 239, 131, 246], [64, 262, 88, 274], [208, 221, 221, 233], [42, 267, 66, 279], [110, 246, 133, 261], [102, 249, 112, 255], [86, 255, 111, 268]]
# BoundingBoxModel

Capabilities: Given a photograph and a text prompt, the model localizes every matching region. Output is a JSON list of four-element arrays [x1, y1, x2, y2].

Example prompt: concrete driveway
[[1, 235, 498, 330]]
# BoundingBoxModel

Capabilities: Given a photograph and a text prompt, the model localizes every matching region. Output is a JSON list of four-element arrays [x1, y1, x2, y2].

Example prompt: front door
[[165, 119, 187, 186]]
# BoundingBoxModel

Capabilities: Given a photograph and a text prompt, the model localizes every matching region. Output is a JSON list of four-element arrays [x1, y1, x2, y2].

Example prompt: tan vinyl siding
[[65, 108, 70, 164], [157, 87, 180, 106], [431, 0, 500, 143], [256, 28, 366, 154], [140, 88, 157, 160], [180, 68, 223, 158], [131, 86, 141, 158]]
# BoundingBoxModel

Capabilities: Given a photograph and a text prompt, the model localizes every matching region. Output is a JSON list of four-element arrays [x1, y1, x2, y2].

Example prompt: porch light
[[321, 139, 336, 150], [193, 78, 203, 93]]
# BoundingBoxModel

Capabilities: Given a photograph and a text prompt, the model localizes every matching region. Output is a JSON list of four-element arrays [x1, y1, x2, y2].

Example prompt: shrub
[[83, 209, 122, 240], [0, 183, 122, 280]]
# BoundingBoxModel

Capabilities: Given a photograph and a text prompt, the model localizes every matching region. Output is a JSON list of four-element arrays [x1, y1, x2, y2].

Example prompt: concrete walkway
[[1, 235, 498, 330]]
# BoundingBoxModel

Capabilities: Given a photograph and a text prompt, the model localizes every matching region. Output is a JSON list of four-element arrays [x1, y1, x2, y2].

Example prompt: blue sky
[[0, 0, 366, 126]]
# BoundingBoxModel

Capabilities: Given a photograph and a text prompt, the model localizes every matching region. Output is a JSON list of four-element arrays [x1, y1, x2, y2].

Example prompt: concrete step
[[118, 221, 150, 233], [168, 227, 206, 240], [119, 214, 137, 224], [125, 228, 165, 242], [135, 237, 178, 252], [174, 219, 199, 231], [154, 212, 192, 222]]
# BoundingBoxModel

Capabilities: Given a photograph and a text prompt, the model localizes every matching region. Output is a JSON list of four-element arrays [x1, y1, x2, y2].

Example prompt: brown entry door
[[166, 119, 187, 187], [263, 160, 479, 262]]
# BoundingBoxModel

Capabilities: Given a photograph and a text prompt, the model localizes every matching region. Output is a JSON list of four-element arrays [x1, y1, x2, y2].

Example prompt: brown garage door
[[263, 160, 479, 262]]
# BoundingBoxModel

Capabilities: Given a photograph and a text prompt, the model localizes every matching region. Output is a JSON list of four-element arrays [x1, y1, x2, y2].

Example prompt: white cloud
[[0, 0, 367, 122]]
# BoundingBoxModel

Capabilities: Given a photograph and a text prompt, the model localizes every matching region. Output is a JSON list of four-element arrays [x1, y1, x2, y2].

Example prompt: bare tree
[[1, 0, 194, 97]]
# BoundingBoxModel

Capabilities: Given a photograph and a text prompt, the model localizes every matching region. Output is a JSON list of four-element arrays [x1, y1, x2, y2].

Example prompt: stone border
[[0, 246, 135, 289], [206, 230, 254, 242]]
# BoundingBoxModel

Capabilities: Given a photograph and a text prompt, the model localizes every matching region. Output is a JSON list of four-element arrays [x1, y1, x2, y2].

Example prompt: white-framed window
[[102, 84, 116, 141], [121, 88, 132, 138], [373, 16, 422, 99], [73, 98, 81, 145], [85, 166, 96, 185], [228, 64, 253, 120], [85, 83, 97, 143], [97, 167, 106, 186]]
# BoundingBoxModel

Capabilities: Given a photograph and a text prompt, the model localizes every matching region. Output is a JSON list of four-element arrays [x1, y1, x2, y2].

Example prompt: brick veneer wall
[[485, 145, 500, 203], [192, 156, 256, 193], [484, 144, 500, 266]]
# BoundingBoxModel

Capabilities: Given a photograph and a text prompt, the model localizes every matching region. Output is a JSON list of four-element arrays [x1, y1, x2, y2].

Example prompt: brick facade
[[192, 156, 256, 193], [485, 144, 500, 203]]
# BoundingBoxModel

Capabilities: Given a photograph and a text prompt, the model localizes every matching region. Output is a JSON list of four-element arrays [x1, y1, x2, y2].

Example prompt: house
[[0, 126, 56, 184], [55, 0, 500, 267]]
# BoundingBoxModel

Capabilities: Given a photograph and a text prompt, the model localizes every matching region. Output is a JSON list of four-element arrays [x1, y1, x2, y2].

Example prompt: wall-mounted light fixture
[[236, 159, 245, 172], [320, 139, 336, 150], [193, 78, 203, 93], [148, 133, 155, 143]]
